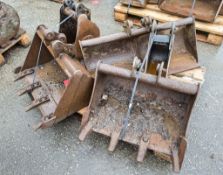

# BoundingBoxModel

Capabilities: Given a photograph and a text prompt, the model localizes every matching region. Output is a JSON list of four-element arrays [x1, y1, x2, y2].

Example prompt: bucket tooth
[[25, 96, 50, 112], [137, 138, 150, 162], [79, 122, 93, 141], [171, 147, 180, 173], [33, 115, 56, 130], [108, 131, 121, 152], [14, 68, 34, 81], [17, 82, 41, 96], [32, 122, 43, 131], [80, 107, 91, 129]]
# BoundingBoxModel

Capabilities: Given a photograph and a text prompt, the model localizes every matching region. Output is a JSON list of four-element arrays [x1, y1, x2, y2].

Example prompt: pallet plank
[[169, 67, 205, 84], [50, 0, 64, 3], [0, 28, 30, 66], [114, 11, 128, 22]]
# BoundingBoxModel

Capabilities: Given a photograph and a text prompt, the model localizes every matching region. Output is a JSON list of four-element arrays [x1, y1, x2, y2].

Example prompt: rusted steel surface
[[81, 17, 199, 75], [52, 14, 100, 61], [120, 0, 158, 7], [79, 63, 199, 172], [74, 14, 100, 60], [56, 1, 100, 60], [16, 25, 94, 129], [38, 25, 67, 43], [220, 6, 223, 15], [0, 2, 20, 47], [120, 0, 148, 7], [159, 0, 223, 22]]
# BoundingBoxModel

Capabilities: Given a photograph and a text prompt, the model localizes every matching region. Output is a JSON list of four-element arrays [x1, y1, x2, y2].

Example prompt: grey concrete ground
[[0, 0, 223, 174]]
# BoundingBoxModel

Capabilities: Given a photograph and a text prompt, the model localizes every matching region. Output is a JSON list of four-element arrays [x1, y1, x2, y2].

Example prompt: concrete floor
[[0, 0, 223, 174]]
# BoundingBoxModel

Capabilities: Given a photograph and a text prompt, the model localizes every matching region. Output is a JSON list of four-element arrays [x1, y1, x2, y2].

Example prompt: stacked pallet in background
[[50, 0, 64, 3], [0, 29, 30, 65], [114, 3, 223, 45]]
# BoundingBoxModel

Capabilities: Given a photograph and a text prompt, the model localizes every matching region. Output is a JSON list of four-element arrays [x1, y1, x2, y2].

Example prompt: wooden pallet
[[169, 67, 205, 84], [114, 3, 223, 45], [0, 28, 31, 66]]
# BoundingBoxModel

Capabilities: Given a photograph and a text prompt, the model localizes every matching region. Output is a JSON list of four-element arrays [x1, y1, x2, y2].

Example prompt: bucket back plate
[[159, 0, 223, 22]]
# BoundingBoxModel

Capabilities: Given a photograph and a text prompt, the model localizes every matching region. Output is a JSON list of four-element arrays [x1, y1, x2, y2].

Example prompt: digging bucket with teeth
[[14, 1, 100, 129], [79, 62, 200, 172], [80, 17, 199, 76], [79, 17, 201, 172], [14, 24, 95, 129], [159, 0, 223, 23]]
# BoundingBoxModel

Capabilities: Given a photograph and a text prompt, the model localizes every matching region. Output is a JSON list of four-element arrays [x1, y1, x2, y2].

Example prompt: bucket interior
[[81, 33, 149, 73], [88, 71, 195, 149], [168, 25, 199, 74], [82, 25, 198, 76], [25, 59, 67, 117]]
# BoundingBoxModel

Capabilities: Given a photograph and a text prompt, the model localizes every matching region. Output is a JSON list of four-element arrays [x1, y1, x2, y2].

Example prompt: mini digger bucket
[[79, 63, 200, 172], [80, 17, 199, 76], [59, 1, 100, 59], [14, 24, 96, 129], [59, 0, 91, 44], [159, 0, 223, 23]]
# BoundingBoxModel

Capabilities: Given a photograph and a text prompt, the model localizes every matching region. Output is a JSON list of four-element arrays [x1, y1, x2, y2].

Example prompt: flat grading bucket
[[80, 17, 199, 76], [79, 63, 200, 172], [15, 23, 96, 129], [159, 0, 223, 23]]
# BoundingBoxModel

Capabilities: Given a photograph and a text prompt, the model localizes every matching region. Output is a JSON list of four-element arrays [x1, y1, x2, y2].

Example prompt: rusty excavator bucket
[[79, 17, 201, 172], [58, 0, 99, 59], [159, 0, 223, 23], [79, 62, 200, 173], [59, 0, 91, 44], [14, 2, 100, 129], [80, 17, 199, 76]]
